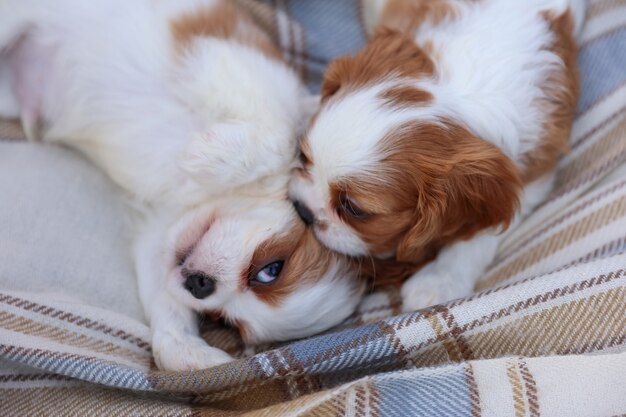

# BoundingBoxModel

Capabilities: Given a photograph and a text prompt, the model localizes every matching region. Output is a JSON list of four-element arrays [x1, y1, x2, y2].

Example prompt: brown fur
[[376, 0, 461, 35], [360, 258, 426, 289], [520, 10, 580, 183], [321, 29, 434, 101], [170, 0, 283, 60], [229, 318, 250, 342], [379, 85, 433, 108], [245, 224, 340, 307], [333, 120, 521, 265], [299, 135, 314, 167]]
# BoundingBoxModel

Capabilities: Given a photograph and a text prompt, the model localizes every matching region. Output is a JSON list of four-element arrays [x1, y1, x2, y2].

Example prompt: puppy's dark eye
[[252, 261, 284, 285], [339, 195, 369, 219]]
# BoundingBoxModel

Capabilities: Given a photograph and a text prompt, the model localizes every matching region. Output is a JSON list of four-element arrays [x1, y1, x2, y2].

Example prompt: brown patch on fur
[[230, 319, 250, 342], [360, 258, 426, 289], [294, 136, 314, 179], [245, 224, 340, 307], [321, 28, 434, 101], [299, 136, 314, 167], [377, 0, 460, 36], [170, 0, 282, 60], [333, 120, 521, 265], [520, 10, 579, 183], [204, 309, 223, 321], [379, 85, 433, 108]]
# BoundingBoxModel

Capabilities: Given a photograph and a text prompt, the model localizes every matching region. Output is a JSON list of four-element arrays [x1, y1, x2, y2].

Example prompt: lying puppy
[[290, 0, 584, 311], [0, 0, 364, 370]]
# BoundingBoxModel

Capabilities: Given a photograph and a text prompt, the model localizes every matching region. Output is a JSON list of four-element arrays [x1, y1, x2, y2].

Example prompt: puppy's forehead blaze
[[247, 222, 336, 307]]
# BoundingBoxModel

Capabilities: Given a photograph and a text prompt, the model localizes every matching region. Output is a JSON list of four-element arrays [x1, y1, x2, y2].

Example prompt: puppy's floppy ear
[[320, 56, 353, 101], [360, 257, 428, 289], [395, 126, 522, 263]]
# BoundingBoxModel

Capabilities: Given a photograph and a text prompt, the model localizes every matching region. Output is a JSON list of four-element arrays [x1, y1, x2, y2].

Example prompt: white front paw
[[181, 123, 255, 185], [152, 331, 233, 371], [401, 266, 473, 312]]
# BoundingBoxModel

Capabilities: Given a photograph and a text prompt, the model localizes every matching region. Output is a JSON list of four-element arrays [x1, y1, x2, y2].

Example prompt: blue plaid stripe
[[577, 27, 626, 114], [376, 365, 474, 417]]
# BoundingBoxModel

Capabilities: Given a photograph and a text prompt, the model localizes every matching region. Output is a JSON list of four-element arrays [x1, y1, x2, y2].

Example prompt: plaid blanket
[[1, 0, 626, 415]]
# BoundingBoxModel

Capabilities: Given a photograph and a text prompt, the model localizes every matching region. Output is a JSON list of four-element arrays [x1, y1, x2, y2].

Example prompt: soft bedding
[[1, 0, 625, 415]]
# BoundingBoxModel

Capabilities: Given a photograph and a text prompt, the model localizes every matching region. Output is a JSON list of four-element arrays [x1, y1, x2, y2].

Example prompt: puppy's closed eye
[[337, 193, 370, 220]]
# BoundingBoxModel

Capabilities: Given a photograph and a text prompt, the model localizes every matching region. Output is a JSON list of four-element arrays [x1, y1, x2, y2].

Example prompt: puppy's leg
[[180, 121, 293, 192], [150, 290, 233, 371], [2, 34, 55, 141], [0, 2, 49, 138], [401, 175, 554, 311], [135, 214, 232, 371], [401, 232, 501, 311], [0, 3, 29, 121]]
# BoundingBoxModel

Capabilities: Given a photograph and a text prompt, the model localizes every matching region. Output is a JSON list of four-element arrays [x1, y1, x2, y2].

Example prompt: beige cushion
[[0, 141, 145, 322]]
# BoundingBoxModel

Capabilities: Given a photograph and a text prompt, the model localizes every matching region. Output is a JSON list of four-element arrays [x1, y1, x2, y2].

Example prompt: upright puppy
[[290, 0, 584, 310], [0, 0, 365, 370]]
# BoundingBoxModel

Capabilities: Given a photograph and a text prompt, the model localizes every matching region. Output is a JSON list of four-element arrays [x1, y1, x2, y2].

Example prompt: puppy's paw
[[181, 123, 256, 185], [401, 267, 473, 312], [152, 331, 233, 371]]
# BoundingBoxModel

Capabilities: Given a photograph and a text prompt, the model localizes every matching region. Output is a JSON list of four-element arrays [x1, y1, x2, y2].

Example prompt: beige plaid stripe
[[465, 287, 626, 358], [0, 119, 24, 141], [394, 257, 626, 369], [557, 117, 626, 190], [588, 0, 626, 19], [495, 179, 626, 266], [478, 190, 626, 289], [236, 0, 308, 82], [237, 379, 381, 417], [0, 386, 202, 417], [505, 359, 541, 417], [0, 310, 149, 365], [464, 364, 482, 417], [506, 362, 526, 417], [235, 0, 281, 42]]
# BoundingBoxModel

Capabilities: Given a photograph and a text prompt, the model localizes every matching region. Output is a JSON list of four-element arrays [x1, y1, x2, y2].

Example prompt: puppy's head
[[289, 30, 521, 263], [165, 197, 365, 343]]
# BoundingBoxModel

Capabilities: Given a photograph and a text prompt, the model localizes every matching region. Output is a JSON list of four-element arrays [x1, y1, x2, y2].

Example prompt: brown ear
[[395, 128, 522, 263], [320, 55, 353, 101], [359, 258, 427, 289], [321, 28, 433, 102]]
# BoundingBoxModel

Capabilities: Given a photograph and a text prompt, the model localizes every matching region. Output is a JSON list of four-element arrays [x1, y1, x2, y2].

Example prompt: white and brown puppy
[[0, 0, 364, 370], [290, 0, 584, 310]]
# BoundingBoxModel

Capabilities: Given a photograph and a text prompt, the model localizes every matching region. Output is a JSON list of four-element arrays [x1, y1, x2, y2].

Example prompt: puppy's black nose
[[293, 201, 315, 226], [184, 272, 216, 299]]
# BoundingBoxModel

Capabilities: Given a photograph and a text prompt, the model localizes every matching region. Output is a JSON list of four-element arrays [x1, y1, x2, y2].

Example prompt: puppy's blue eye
[[253, 261, 284, 284]]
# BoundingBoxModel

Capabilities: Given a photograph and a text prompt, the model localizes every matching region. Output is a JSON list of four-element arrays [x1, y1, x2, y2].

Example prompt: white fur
[[0, 0, 364, 371], [292, 0, 583, 309]]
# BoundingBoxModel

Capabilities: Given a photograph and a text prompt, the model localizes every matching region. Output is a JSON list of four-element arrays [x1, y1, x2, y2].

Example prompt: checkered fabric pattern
[[1, 0, 626, 415]]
